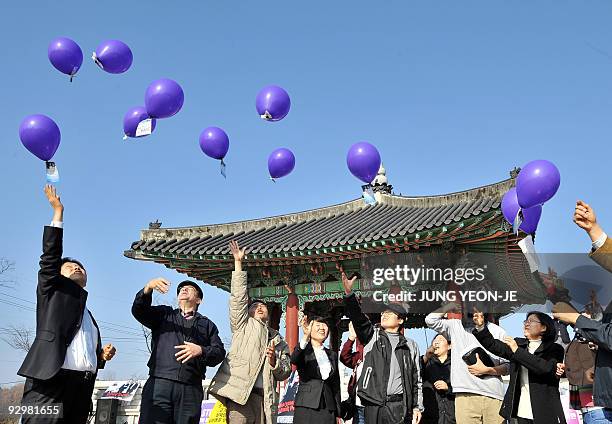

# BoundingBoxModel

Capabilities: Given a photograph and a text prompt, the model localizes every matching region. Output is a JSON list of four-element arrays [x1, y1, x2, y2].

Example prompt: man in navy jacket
[[132, 277, 225, 423]]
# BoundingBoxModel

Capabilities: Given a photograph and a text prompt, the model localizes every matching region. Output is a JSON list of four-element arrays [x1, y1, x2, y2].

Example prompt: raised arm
[[38, 185, 65, 295], [574, 200, 611, 272], [229, 241, 249, 333], [574, 316, 612, 352], [424, 302, 460, 339], [340, 322, 362, 368], [473, 326, 514, 360], [342, 272, 375, 345], [131, 278, 170, 329]]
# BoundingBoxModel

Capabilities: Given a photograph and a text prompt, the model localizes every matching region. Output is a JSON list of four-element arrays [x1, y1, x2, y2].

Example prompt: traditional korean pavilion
[[125, 167, 544, 351]]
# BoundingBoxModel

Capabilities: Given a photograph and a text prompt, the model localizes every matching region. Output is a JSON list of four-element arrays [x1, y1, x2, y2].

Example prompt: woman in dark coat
[[473, 311, 565, 424], [422, 334, 455, 424], [290, 315, 341, 424]]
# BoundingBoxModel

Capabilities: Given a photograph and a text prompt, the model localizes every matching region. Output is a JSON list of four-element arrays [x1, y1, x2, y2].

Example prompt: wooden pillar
[[285, 293, 299, 353]]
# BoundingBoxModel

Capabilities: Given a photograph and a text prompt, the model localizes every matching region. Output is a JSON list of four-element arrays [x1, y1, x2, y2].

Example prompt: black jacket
[[290, 342, 341, 416], [18, 226, 104, 380], [474, 326, 565, 424], [132, 289, 225, 385], [575, 307, 612, 409], [422, 355, 455, 424], [344, 293, 423, 417]]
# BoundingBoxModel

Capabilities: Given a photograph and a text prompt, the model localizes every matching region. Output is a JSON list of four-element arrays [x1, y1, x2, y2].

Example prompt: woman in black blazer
[[290, 315, 341, 424], [473, 311, 565, 424]]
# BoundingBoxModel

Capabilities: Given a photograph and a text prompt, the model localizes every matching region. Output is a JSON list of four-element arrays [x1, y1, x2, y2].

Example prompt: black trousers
[[364, 400, 411, 424], [516, 419, 534, 424], [140, 377, 203, 424], [293, 406, 336, 424], [21, 369, 96, 424]]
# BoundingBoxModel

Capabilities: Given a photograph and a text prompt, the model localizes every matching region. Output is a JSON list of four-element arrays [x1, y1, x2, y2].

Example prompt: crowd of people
[[16, 186, 612, 424]]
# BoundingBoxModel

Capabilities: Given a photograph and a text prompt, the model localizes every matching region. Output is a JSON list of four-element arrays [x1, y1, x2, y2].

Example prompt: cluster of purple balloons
[[48, 37, 133, 81], [197, 85, 294, 179], [123, 78, 185, 140], [19, 38, 137, 164], [256, 85, 295, 180], [502, 160, 561, 234]]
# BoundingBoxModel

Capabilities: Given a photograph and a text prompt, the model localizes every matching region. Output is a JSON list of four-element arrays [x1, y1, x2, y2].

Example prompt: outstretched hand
[[44, 185, 63, 222], [574, 200, 604, 242], [341, 272, 357, 295], [229, 240, 246, 272], [229, 240, 246, 262], [144, 277, 170, 295]]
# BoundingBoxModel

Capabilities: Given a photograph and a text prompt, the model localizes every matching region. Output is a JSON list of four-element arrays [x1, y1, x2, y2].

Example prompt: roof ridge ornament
[[371, 163, 393, 194]]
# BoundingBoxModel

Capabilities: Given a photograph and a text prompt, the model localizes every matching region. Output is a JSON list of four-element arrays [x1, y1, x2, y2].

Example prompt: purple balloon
[[145, 78, 184, 119], [93, 39, 133, 74], [347, 142, 381, 184], [268, 148, 295, 179], [256, 85, 291, 121], [48, 37, 83, 77], [501, 187, 543, 234], [19, 114, 61, 161], [123, 106, 156, 138], [199, 127, 229, 160], [516, 160, 561, 209]]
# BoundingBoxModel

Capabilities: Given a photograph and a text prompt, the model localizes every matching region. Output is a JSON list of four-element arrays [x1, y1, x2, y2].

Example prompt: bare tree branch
[[0, 259, 16, 288], [141, 325, 152, 354], [1, 325, 33, 353]]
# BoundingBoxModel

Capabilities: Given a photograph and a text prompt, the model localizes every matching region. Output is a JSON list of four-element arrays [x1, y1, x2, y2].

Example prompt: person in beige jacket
[[208, 240, 291, 424]]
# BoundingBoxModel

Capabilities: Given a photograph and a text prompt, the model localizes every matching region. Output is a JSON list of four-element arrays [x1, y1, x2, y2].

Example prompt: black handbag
[[462, 346, 494, 367]]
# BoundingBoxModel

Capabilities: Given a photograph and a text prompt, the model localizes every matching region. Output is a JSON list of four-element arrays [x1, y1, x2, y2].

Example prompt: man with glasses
[[209, 240, 291, 424], [342, 272, 423, 424], [132, 277, 225, 423]]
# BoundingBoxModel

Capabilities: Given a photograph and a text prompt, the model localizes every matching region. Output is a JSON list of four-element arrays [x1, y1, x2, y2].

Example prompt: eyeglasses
[[523, 319, 541, 326], [381, 311, 399, 318]]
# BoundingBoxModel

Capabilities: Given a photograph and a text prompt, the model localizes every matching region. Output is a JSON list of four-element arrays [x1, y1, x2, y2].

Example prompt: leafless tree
[[1, 325, 33, 353], [0, 259, 16, 288]]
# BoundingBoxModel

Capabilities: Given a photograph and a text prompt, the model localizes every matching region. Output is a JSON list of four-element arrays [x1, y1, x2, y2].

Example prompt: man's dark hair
[[61, 257, 86, 271], [527, 311, 557, 343]]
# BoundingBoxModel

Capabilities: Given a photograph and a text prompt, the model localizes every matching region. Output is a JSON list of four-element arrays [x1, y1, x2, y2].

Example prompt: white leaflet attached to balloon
[[46, 161, 60, 183], [518, 235, 541, 273], [135, 119, 153, 137]]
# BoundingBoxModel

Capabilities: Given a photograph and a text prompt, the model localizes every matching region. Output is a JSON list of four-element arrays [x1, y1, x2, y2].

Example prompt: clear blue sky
[[1, 1, 611, 385]]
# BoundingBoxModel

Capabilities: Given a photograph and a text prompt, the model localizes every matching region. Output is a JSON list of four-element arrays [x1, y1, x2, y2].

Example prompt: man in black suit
[[18, 185, 116, 424]]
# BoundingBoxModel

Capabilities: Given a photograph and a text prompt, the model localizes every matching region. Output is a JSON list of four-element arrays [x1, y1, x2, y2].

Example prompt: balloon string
[[220, 160, 227, 179], [270, 177, 276, 183], [123, 134, 128, 140]]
